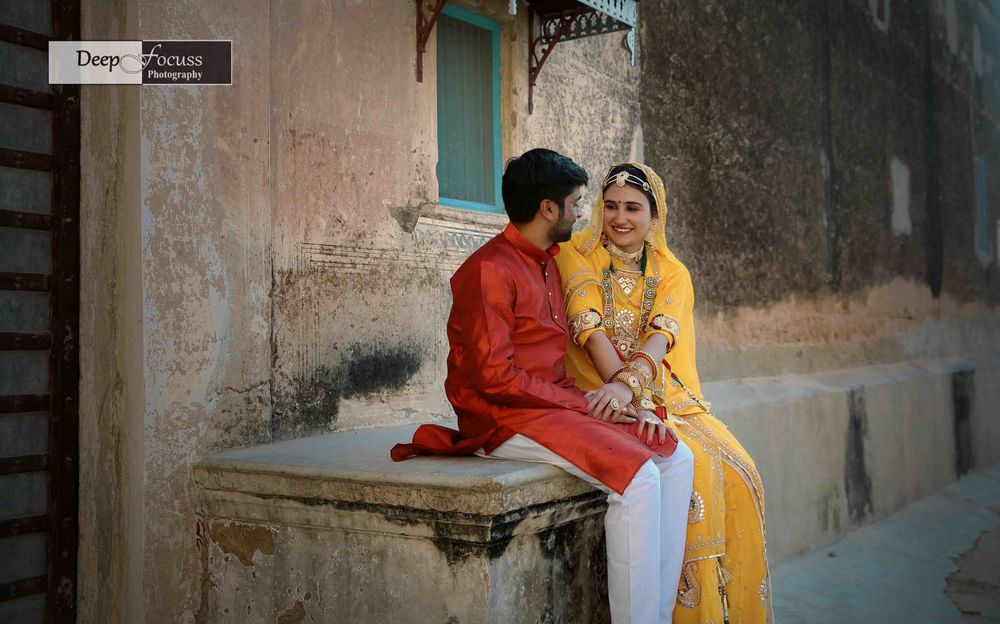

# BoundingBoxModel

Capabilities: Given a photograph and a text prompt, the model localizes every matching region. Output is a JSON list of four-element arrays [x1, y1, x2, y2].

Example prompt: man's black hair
[[501, 148, 588, 224], [603, 164, 658, 216]]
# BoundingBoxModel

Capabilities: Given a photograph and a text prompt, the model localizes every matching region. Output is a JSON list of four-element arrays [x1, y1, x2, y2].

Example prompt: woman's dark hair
[[603, 164, 658, 216], [501, 148, 589, 224]]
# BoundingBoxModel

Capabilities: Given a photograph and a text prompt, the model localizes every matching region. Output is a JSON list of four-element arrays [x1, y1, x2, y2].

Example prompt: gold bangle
[[605, 366, 628, 385], [610, 368, 643, 400], [626, 359, 654, 387]]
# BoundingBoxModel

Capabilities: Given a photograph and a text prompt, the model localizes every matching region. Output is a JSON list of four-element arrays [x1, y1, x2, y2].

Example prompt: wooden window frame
[[436, 4, 503, 214]]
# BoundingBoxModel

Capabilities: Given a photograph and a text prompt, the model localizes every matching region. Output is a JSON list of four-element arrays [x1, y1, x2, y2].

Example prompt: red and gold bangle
[[631, 350, 657, 372]]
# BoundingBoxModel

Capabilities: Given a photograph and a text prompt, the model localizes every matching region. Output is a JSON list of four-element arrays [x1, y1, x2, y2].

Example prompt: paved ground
[[772, 464, 1000, 623]]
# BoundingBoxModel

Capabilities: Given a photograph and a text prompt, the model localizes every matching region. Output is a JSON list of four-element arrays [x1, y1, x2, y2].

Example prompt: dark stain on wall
[[817, 486, 843, 535], [389, 204, 421, 233], [346, 345, 424, 397], [818, 0, 840, 289], [952, 370, 974, 477], [534, 514, 611, 624], [271, 342, 425, 439], [921, 0, 944, 298], [844, 387, 874, 525], [426, 493, 607, 567]]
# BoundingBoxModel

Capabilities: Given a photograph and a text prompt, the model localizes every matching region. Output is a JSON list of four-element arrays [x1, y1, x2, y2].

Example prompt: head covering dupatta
[[576, 161, 669, 258]]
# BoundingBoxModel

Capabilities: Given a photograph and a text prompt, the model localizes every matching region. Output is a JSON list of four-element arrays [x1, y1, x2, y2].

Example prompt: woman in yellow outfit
[[555, 162, 773, 623]]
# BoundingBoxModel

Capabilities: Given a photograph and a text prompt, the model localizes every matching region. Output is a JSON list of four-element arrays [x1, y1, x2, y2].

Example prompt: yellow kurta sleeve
[[643, 258, 692, 353], [555, 243, 606, 347]]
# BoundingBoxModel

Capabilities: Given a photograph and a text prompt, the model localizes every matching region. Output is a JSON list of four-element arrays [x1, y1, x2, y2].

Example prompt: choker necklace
[[604, 239, 644, 264]]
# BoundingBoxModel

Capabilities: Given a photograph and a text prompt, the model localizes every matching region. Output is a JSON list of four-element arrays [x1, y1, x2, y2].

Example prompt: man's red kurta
[[391, 223, 676, 495]]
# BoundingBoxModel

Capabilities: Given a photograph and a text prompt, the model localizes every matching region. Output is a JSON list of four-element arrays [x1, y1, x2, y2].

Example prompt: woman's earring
[[646, 217, 661, 246]]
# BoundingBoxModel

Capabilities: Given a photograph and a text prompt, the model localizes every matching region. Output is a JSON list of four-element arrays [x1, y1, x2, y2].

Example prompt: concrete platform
[[773, 463, 1000, 623], [194, 424, 613, 624]]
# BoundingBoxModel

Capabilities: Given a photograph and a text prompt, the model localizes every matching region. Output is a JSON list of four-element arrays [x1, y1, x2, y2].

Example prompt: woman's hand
[[585, 382, 634, 423], [635, 411, 678, 445]]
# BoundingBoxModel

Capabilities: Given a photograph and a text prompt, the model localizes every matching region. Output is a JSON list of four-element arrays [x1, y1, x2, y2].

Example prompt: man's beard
[[549, 212, 575, 243]]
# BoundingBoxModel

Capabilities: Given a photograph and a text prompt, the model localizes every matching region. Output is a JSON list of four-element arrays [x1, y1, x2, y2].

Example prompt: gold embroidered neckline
[[601, 267, 659, 359]]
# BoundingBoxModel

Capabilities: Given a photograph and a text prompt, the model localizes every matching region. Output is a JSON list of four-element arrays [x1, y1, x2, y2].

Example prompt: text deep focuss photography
[[49, 40, 232, 85]]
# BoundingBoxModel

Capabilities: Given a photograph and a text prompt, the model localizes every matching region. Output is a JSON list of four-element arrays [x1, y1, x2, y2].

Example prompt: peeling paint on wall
[[209, 520, 276, 567], [276, 600, 306, 624]]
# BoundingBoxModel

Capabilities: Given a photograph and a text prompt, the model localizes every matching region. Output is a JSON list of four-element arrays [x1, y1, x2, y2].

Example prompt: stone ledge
[[194, 426, 613, 624], [195, 423, 599, 523]]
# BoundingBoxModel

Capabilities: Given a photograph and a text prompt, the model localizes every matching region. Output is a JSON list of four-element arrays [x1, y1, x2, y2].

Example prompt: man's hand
[[585, 382, 634, 423], [635, 411, 678, 445]]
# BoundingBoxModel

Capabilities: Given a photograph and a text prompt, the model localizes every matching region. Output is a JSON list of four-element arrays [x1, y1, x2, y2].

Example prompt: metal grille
[[0, 1, 80, 622]]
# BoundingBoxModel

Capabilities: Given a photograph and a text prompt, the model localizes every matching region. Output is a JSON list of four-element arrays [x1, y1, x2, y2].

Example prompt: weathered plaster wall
[[79, 1, 641, 621], [266, 0, 642, 439], [80, 0, 274, 621], [518, 24, 643, 199], [136, 1, 274, 621], [267, 0, 443, 438], [78, 2, 144, 622], [641, 0, 1000, 379]]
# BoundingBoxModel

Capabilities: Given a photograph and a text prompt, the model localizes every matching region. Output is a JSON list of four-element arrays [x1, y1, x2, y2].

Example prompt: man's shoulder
[[455, 233, 516, 277]]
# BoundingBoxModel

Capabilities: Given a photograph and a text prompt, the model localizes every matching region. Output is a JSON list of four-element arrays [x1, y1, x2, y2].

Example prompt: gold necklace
[[603, 238, 644, 264], [614, 270, 639, 297]]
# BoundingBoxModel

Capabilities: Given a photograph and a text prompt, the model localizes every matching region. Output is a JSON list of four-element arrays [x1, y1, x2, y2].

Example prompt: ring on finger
[[609, 398, 621, 411]]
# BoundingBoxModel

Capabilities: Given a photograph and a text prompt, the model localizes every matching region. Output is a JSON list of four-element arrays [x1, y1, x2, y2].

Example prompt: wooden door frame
[[48, 2, 81, 621], [0, 2, 80, 621]]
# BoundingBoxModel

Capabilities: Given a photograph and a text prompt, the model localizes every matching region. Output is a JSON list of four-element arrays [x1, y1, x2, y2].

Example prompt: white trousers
[[476, 434, 694, 624]]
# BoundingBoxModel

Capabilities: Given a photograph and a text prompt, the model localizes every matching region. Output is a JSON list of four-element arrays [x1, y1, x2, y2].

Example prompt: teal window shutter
[[436, 6, 502, 212]]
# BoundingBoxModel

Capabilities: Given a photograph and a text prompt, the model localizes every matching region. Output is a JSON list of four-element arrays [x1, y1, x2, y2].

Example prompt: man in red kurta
[[393, 149, 693, 623]]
